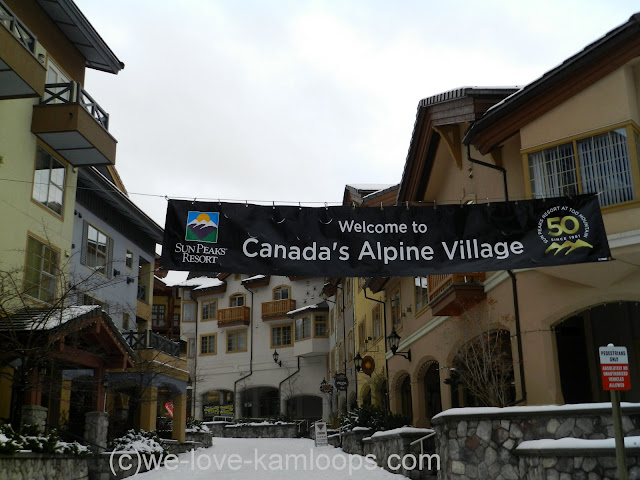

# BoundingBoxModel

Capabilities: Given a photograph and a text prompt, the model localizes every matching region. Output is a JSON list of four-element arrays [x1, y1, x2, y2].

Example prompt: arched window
[[229, 293, 245, 307], [273, 286, 290, 300]]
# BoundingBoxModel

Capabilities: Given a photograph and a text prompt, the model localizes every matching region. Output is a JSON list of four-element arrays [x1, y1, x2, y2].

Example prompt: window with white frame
[[82, 222, 112, 276], [415, 277, 429, 312], [295, 316, 311, 341], [273, 286, 290, 300], [230, 294, 245, 307], [527, 127, 635, 207], [33, 147, 65, 215]]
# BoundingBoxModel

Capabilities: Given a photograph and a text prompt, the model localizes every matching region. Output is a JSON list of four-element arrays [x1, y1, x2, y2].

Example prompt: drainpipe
[[466, 143, 527, 405], [278, 357, 301, 416], [234, 285, 255, 417], [363, 287, 391, 415]]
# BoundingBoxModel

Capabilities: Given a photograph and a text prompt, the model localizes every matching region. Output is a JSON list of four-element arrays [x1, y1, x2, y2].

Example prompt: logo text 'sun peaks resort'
[[186, 211, 219, 243]]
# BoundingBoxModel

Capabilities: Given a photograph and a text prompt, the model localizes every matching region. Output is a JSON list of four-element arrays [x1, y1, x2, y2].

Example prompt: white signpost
[[599, 344, 630, 480], [314, 421, 328, 447]]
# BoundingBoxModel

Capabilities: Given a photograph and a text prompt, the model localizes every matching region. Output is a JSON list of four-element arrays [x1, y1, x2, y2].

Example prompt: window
[[122, 312, 130, 331], [183, 302, 196, 322], [81, 294, 108, 313], [415, 277, 429, 312], [188, 338, 196, 358], [295, 316, 311, 341], [527, 127, 635, 207], [24, 236, 59, 303], [314, 315, 327, 337], [82, 223, 112, 276], [201, 334, 216, 355], [173, 314, 180, 327], [358, 320, 367, 353], [230, 294, 245, 307], [227, 330, 247, 352], [33, 147, 65, 215], [372, 304, 382, 340], [152, 305, 166, 327], [391, 290, 402, 330], [271, 324, 292, 347], [125, 249, 134, 269], [202, 300, 217, 320], [273, 286, 290, 300]]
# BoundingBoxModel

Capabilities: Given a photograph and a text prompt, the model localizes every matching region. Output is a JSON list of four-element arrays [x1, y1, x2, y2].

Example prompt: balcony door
[[45, 60, 70, 103]]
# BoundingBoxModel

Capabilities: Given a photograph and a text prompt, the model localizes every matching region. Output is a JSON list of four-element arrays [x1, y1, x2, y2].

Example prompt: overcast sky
[[77, 0, 639, 227]]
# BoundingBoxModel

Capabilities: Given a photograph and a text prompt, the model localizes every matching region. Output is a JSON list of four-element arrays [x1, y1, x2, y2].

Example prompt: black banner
[[160, 195, 611, 276]]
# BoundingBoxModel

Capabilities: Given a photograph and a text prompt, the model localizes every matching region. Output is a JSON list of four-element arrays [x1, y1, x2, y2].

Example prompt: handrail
[[0, 0, 36, 53], [124, 330, 180, 358], [41, 81, 110, 130], [409, 431, 436, 456]]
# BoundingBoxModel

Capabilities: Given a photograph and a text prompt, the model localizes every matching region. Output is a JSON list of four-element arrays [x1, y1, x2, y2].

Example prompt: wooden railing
[[41, 81, 110, 130], [124, 330, 180, 358], [0, 0, 36, 53], [427, 273, 486, 301], [261, 299, 296, 319], [218, 306, 250, 325]]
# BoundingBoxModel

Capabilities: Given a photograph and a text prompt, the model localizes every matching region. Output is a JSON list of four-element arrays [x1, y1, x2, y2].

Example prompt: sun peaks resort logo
[[186, 211, 219, 243], [537, 206, 594, 255]]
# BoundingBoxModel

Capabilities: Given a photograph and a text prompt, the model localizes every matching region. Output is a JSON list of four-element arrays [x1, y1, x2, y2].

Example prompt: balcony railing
[[218, 306, 250, 326], [42, 81, 109, 130], [124, 330, 180, 358], [262, 299, 296, 319], [0, 0, 36, 54], [427, 273, 486, 302]]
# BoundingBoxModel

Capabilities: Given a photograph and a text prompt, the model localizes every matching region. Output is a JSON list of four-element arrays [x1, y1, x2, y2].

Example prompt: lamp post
[[387, 329, 411, 361]]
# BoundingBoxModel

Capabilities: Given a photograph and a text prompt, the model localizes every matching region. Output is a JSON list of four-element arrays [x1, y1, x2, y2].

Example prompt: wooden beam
[[433, 125, 462, 169], [49, 346, 105, 369]]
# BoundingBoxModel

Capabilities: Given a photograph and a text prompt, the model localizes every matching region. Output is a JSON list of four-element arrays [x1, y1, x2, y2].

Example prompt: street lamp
[[354, 352, 363, 372], [387, 329, 411, 361], [273, 349, 282, 367]]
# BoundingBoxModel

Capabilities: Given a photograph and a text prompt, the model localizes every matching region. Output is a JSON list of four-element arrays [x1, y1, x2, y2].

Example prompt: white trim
[[608, 229, 640, 249]]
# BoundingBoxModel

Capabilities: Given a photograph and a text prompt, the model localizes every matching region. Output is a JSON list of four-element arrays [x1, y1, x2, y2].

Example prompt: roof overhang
[[35, 0, 124, 74], [464, 13, 640, 154], [77, 167, 163, 244]]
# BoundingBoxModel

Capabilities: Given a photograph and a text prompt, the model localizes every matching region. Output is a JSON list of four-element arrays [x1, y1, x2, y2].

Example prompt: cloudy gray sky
[[78, 0, 639, 227]]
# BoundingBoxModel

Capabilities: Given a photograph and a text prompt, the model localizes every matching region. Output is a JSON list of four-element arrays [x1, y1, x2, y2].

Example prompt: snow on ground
[[132, 437, 406, 479]]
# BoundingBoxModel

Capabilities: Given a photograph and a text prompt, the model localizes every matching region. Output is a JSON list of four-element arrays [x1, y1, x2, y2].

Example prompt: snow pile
[[225, 421, 295, 428], [518, 436, 640, 451], [0, 425, 90, 456], [109, 430, 166, 454]]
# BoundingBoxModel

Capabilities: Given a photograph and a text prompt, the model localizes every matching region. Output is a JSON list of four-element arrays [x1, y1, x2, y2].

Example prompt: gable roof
[[464, 12, 640, 154]]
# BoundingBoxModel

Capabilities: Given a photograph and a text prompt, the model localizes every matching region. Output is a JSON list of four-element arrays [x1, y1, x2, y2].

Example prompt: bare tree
[[449, 298, 515, 407]]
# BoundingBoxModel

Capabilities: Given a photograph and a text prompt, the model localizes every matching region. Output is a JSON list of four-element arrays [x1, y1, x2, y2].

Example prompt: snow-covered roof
[[174, 276, 225, 290], [156, 270, 189, 287], [287, 301, 329, 316], [1, 305, 101, 331]]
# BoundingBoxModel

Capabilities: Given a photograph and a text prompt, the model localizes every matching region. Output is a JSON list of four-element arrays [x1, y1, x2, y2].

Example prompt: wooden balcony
[[31, 82, 117, 166], [262, 299, 296, 320], [218, 306, 250, 326], [428, 273, 486, 317], [0, 1, 46, 99]]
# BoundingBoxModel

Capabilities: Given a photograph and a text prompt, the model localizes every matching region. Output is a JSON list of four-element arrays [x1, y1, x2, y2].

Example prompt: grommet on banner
[[218, 199, 222, 206], [352, 202, 356, 210], [299, 202, 302, 211], [245, 200, 249, 208], [192, 198, 196, 205], [406, 201, 409, 210], [380, 202, 384, 211], [325, 203, 328, 210], [433, 200, 437, 210]]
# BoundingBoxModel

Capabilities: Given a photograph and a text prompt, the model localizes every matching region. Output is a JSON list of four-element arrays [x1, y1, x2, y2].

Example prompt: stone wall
[[222, 423, 297, 438], [431, 404, 640, 480], [0, 452, 88, 480]]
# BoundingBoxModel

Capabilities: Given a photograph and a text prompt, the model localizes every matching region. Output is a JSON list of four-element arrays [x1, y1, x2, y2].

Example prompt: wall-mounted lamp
[[126, 277, 134, 284], [354, 352, 363, 372], [387, 329, 411, 361], [272, 349, 282, 367]]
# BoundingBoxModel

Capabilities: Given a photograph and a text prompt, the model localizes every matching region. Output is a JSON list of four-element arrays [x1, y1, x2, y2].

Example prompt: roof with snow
[[287, 301, 329, 317]]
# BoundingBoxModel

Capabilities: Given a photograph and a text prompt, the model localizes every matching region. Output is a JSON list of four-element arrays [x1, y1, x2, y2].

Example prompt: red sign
[[164, 401, 174, 418], [599, 346, 631, 391]]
